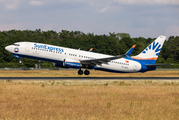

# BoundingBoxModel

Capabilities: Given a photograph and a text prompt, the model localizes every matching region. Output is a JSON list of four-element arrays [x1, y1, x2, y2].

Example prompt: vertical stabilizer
[[132, 35, 166, 64]]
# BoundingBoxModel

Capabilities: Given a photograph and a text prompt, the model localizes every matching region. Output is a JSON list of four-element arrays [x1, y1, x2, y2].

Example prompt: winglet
[[125, 44, 136, 56], [89, 48, 94, 52]]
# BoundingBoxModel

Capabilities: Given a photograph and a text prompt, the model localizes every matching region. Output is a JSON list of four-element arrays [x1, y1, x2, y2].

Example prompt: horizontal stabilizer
[[145, 64, 172, 67], [126, 44, 136, 56]]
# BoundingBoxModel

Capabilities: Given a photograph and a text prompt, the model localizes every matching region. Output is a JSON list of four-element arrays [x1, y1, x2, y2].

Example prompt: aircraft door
[[25, 43, 30, 52]]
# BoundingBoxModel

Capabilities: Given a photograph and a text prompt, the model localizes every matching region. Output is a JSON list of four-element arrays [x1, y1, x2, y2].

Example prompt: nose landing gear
[[78, 69, 90, 75]]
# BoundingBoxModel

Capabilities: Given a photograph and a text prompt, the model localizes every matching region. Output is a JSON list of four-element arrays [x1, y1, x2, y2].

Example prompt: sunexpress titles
[[34, 44, 64, 52]]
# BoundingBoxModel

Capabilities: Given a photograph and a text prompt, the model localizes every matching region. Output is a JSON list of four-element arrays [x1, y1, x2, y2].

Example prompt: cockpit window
[[13, 44, 20, 46]]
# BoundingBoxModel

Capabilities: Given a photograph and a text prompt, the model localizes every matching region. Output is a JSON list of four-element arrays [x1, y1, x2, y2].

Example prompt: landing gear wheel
[[78, 69, 83, 75], [84, 70, 90, 75]]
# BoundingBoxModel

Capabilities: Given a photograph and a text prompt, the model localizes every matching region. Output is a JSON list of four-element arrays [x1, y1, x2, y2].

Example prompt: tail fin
[[131, 35, 166, 64]]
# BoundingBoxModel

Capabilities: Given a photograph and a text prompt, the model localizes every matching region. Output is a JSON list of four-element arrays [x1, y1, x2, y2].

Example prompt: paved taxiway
[[0, 77, 179, 80]]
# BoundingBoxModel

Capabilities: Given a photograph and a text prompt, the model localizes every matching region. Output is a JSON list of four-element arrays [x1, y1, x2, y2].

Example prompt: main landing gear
[[78, 69, 83, 75], [78, 69, 90, 75]]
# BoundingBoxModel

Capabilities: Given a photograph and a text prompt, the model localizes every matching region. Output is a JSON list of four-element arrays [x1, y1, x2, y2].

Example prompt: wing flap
[[80, 44, 136, 66], [80, 54, 127, 66]]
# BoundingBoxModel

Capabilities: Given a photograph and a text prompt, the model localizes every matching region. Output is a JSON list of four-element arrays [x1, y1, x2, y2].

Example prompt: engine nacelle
[[63, 58, 82, 68], [54, 59, 94, 69]]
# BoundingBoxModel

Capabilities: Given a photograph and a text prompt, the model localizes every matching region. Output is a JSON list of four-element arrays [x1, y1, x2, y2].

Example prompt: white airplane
[[5, 35, 169, 75]]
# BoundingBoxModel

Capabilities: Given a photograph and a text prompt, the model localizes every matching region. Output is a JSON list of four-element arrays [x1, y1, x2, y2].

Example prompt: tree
[[0, 29, 177, 68], [117, 33, 130, 40]]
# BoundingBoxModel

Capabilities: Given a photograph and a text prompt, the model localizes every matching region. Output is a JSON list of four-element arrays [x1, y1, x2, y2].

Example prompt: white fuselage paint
[[5, 42, 142, 73]]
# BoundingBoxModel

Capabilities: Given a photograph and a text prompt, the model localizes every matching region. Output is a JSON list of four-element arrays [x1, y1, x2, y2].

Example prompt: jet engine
[[63, 58, 82, 68]]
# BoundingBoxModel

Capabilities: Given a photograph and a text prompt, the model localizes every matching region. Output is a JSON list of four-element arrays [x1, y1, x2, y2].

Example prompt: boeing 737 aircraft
[[5, 35, 169, 75]]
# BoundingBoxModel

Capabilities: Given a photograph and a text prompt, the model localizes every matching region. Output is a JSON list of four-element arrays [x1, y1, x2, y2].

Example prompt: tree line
[[0, 29, 178, 68]]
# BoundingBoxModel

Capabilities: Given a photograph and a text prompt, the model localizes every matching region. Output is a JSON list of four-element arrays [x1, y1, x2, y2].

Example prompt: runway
[[0, 77, 179, 80]]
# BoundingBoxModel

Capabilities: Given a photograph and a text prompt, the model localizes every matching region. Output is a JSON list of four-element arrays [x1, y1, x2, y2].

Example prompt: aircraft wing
[[80, 44, 136, 66], [80, 54, 127, 66]]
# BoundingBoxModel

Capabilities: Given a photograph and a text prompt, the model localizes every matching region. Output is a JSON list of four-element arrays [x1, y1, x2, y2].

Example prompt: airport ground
[[0, 79, 179, 120], [0, 70, 179, 119], [0, 69, 179, 77]]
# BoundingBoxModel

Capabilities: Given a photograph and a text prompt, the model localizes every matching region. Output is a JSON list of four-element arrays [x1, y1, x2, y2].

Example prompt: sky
[[0, 0, 179, 38]]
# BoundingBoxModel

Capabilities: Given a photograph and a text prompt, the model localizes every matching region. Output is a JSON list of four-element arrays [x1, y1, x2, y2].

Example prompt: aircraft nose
[[5, 45, 12, 52]]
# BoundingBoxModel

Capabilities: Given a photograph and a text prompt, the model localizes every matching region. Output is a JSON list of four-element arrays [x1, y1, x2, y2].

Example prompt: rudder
[[131, 35, 166, 64]]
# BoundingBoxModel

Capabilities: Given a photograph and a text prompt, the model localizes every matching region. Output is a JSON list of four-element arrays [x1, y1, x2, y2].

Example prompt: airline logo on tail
[[142, 41, 162, 56]]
